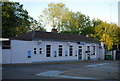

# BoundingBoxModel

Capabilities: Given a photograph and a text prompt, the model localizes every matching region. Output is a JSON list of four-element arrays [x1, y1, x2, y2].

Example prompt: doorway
[[78, 46, 82, 60]]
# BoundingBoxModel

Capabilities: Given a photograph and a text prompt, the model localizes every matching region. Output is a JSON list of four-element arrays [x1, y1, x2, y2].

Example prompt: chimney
[[51, 29, 58, 33]]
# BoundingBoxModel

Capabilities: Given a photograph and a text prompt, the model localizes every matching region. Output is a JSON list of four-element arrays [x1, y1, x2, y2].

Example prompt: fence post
[[113, 50, 116, 60]]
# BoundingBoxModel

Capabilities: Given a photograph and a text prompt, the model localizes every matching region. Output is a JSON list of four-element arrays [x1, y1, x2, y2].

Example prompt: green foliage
[[39, 2, 120, 50], [95, 22, 120, 50], [40, 3, 102, 35], [60, 11, 92, 35], [3, 2, 119, 50], [60, 30, 79, 34], [100, 34, 113, 50], [41, 2, 120, 50], [39, 3, 69, 30], [60, 12, 102, 36], [29, 17, 46, 31], [2, 2, 45, 38], [2, 2, 28, 37]]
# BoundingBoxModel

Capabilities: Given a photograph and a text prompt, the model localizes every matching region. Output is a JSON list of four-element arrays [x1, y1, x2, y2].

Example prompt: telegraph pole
[[105, 27, 107, 54], [118, 1, 120, 27]]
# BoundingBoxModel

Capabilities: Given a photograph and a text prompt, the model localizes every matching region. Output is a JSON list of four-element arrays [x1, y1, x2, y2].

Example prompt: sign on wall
[[65, 50, 68, 56], [28, 51, 31, 58]]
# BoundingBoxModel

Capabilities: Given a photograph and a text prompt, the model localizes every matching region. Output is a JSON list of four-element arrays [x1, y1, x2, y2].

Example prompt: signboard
[[28, 51, 31, 58], [77, 42, 86, 45], [65, 50, 68, 56], [80, 42, 86, 45]]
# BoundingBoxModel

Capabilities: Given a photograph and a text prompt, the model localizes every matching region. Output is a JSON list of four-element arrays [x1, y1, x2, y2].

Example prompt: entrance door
[[116, 51, 120, 60], [87, 46, 90, 60], [78, 46, 82, 60], [87, 52, 90, 60]]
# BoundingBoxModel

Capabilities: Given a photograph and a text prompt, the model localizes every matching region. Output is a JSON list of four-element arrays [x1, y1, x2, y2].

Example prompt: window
[[87, 46, 90, 51], [69, 46, 73, 56], [78, 46, 82, 59], [34, 48, 37, 54], [79, 46, 82, 48], [58, 45, 62, 56], [93, 46, 96, 55], [46, 45, 51, 57], [2, 41, 10, 49], [39, 48, 42, 54], [54, 51, 57, 57], [28, 56, 31, 58]]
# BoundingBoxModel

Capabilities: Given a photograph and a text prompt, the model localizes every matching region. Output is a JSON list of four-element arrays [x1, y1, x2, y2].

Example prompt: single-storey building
[[2, 29, 105, 64]]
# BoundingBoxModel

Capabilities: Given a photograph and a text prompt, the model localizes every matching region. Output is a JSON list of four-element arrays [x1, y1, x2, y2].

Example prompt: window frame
[[58, 45, 63, 56], [93, 46, 96, 55], [34, 48, 37, 54], [69, 45, 73, 56], [87, 46, 90, 51], [39, 48, 42, 54], [46, 45, 51, 57]]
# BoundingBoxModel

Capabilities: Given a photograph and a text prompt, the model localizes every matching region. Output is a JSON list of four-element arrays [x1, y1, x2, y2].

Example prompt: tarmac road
[[2, 60, 119, 81]]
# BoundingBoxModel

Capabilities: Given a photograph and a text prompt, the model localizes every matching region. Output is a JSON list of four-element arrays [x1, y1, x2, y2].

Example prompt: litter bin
[[105, 54, 112, 60]]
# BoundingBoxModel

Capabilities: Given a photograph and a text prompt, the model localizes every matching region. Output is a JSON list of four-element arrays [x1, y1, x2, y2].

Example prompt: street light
[[102, 27, 107, 54]]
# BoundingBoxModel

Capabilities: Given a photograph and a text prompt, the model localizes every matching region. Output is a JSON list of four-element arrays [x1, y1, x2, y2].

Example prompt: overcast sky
[[10, 0, 119, 31]]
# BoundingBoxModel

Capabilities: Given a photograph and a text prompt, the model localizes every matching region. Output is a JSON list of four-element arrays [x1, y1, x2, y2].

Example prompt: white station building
[[2, 29, 105, 64]]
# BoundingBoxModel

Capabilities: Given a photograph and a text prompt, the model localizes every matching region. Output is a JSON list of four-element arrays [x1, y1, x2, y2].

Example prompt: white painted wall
[[11, 40, 32, 64], [83, 43, 99, 60], [2, 40, 104, 64], [11, 40, 78, 64], [2, 49, 11, 64]]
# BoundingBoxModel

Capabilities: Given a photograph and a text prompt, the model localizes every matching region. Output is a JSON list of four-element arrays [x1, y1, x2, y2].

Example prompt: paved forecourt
[[2, 60, 119, 80]]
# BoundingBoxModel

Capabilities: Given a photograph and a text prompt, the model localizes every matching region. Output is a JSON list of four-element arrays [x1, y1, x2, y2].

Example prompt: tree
[[60, 11, 93, 35], [29, 17, 46, 31], [39, 2, 120, 50], [100, 34, 113, 50], [2, 2, 45, 38], [95, 21, 120, 50], [2, 2, 28, 37], [40, 3, 102, 35], [39, 3, 70, 31]]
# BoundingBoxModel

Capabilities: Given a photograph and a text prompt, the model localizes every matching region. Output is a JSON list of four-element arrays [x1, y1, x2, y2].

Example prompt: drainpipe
[[98, 44, 100, 60]]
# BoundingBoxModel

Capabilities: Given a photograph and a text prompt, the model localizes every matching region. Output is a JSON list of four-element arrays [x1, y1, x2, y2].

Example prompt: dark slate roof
[[11, 31, 100, 43]]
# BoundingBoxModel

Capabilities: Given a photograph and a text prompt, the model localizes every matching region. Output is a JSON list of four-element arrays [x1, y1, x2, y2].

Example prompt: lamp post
[[105, 27, 107, 54], [102, 27, 107, 54]]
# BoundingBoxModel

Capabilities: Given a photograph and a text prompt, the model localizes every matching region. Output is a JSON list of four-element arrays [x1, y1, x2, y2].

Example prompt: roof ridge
[[34, 30, 85, 37], [10, 30, 100, 43]]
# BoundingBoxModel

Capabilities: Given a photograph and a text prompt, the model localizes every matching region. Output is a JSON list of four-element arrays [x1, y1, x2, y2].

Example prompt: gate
[[116, 51, 120, 60]]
